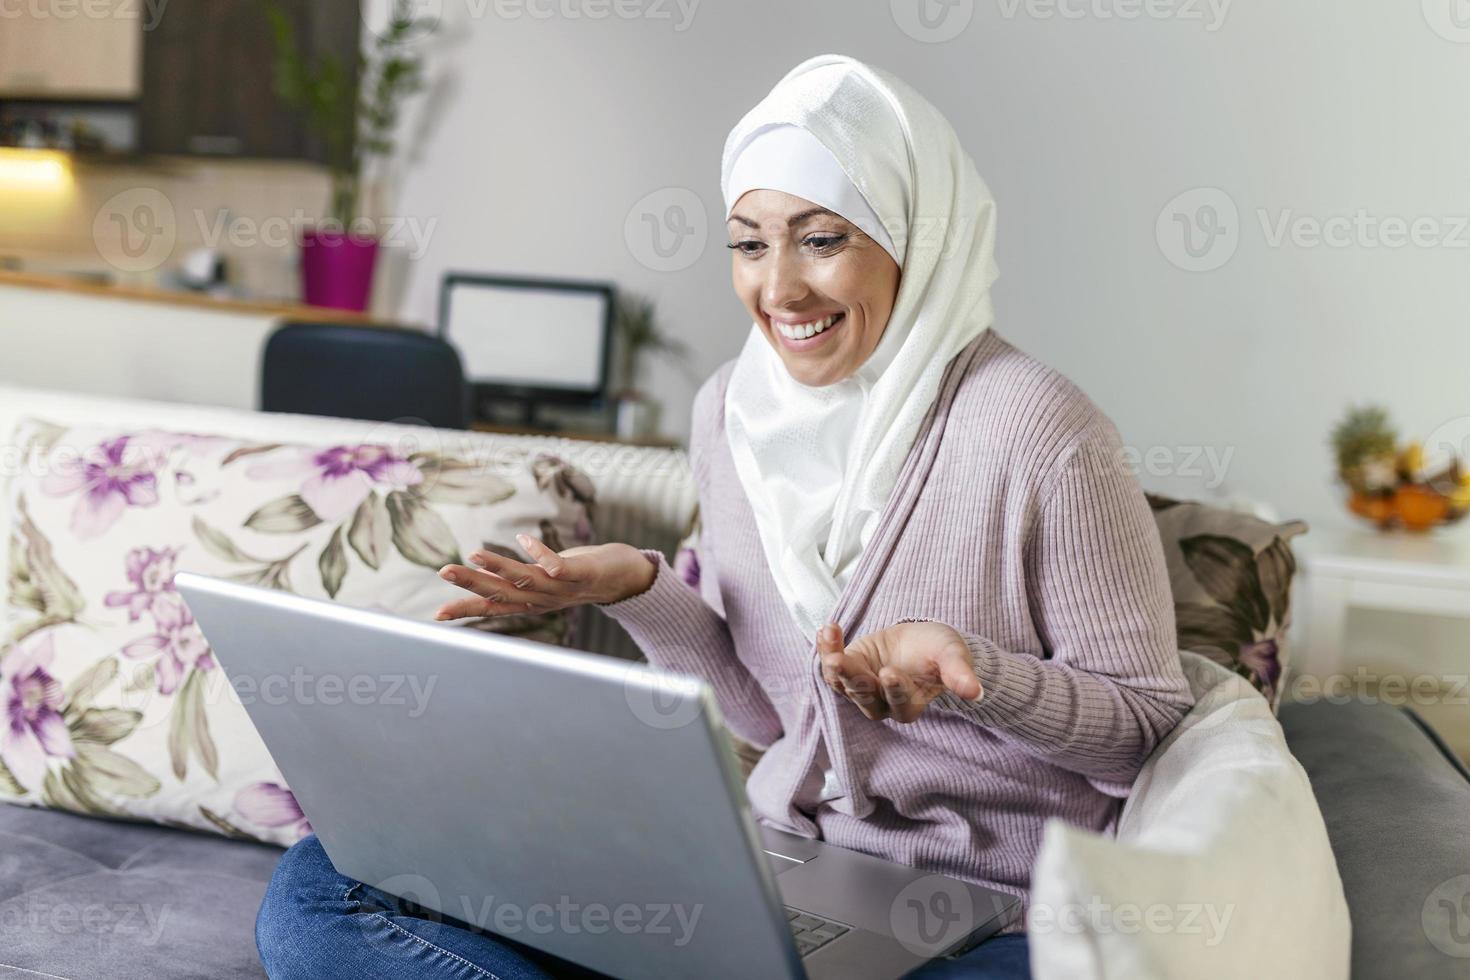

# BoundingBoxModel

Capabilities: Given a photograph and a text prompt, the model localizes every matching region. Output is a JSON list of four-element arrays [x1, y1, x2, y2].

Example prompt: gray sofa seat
[[1279, 700, 1470, 980], [2, 701, 1465, 979], [0, 803, 282, 979]]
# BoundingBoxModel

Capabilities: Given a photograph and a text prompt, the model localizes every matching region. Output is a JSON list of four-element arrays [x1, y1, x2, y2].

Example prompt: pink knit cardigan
[[598, 328, 1194, 926]]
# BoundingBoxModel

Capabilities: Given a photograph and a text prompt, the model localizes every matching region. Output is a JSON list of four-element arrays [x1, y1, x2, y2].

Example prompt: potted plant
[[610, 291, 695, 439], [264, 0, 432, 311]]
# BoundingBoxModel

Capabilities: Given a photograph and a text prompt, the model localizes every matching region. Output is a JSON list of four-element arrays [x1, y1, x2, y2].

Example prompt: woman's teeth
[[774, 312, 843, 340]]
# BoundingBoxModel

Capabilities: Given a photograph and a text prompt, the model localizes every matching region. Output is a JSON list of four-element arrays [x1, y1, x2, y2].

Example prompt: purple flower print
[[234, 782, 312, 840], [41, 436, 161, 540], [247, 444, 423, 523], [1238, 637, 1282, 701], [1, 635, 76, 791], [121, 601, 214, 695], [104, 547, 186, 625], [673, 545, 701, 592]]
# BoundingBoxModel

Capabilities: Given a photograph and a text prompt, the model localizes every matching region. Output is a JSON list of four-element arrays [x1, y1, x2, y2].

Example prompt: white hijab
[[720, 54, 1000, 645]]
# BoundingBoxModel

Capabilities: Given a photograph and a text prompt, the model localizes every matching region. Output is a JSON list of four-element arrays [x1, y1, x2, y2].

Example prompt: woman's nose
[[762, 252, 809, 312]]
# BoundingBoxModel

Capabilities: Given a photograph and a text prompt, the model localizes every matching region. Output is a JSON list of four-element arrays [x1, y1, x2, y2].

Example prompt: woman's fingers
[[434, 596, 496, 621], [817, 622, 981, 722], [517, 533, 570, 579], [438, 562, 540, 611], [466, 550, 540, 591], [935, 637, 983, 702], [818, 624, 890, 721], [879, 667, 925, 723]]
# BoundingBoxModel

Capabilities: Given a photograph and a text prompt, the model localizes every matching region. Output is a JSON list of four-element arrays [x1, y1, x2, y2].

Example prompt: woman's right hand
[[433, 534, 656, 621]]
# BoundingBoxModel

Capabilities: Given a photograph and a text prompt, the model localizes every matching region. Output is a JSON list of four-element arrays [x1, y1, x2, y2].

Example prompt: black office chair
[[261, 322, 469, 429]]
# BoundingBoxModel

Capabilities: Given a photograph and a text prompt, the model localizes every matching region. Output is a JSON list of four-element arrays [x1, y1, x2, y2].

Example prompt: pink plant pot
[[300, 229, 379, 312]]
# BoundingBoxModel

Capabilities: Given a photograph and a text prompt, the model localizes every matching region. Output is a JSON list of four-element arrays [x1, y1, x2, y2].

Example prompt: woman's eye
[[726, 241, 765, 254], [806, 234, 848, 251]]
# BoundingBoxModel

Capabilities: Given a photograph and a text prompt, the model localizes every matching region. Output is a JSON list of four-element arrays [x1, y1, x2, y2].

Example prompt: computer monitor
[[437, 273, 614, 426]]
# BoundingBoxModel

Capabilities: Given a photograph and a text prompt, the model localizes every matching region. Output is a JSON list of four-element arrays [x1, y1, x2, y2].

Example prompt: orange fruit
[[1394, 485, 1450, 531], [1348, 491, 1395, 525]]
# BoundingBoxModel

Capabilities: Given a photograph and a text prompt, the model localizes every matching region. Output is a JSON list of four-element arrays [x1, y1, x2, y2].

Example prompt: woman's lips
[[771, 311, 846, 351]]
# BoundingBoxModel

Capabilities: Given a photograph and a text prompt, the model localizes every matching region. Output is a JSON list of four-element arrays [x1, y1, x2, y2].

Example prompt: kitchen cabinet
[[138, 0, 360, 161], [0, 1, 142, 99]]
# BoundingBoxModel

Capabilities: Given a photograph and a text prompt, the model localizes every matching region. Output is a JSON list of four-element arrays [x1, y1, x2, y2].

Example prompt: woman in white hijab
[[259, 53, 1191, 980], [718, 56, 998, 651]]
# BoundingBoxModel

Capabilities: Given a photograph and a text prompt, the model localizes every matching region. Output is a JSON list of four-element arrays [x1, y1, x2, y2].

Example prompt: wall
[[376, 1, 1470, 754], [385, 0, 1470, 526]]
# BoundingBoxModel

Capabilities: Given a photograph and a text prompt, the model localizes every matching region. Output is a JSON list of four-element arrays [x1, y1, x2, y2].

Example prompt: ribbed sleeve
[[580, 330, 1202, 912], [597, 551, 784, 749], [913, 419, 1195, 786]]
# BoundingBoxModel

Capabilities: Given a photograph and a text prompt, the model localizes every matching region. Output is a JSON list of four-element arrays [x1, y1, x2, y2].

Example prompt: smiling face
[[727, 189, 901, 388]]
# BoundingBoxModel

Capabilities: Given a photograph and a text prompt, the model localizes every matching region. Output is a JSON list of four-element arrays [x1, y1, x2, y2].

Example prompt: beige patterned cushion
[[2, 416, 594, 844], [1144, 493, 1308, 712]]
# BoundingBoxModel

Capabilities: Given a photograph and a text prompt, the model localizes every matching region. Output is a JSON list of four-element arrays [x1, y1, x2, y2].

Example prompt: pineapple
[[1331, 405, 1398, 494]]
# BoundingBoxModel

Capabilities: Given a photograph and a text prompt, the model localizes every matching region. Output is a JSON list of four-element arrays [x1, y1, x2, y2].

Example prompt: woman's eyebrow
[[727, 207, 841, 229]]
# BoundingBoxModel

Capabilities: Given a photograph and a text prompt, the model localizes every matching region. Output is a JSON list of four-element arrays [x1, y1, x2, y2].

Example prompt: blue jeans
[[256, 835, 1030, 979]]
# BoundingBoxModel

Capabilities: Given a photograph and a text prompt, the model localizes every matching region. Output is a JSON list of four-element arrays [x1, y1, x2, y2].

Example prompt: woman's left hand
[[817, 621, 983, 723]]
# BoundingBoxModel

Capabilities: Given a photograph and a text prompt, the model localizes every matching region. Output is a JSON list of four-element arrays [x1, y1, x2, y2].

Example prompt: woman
[[255, 55, 1194, 979]]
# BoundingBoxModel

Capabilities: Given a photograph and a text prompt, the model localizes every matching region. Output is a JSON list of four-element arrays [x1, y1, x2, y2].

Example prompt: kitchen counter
[[0, 268, 404, 327]]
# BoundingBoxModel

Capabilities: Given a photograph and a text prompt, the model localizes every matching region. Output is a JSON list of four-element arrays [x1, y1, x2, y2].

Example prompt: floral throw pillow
[[2, 418, 596, 845], [1144, 492, 1308, 711]]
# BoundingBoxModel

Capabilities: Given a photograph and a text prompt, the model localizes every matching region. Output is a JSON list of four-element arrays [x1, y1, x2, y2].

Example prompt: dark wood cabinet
[[138, 0, 359, 162]]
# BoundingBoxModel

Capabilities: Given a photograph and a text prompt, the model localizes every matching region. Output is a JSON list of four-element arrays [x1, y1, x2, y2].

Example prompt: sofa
[[1, 384, 1467, 980]]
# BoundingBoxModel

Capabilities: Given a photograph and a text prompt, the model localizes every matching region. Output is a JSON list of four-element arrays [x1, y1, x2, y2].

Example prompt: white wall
[[380, 2, 1470, 756], [386, 0, 1470, 531]]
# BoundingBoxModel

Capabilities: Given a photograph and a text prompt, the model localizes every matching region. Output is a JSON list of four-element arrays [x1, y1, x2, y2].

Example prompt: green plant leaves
[[74, 743, 160, 798], [245, 495, 323, 534], [193, 515, 252, 563], [40, 741, 160, 816], [319, 526, 347, 598], [69, 708, 142, 746], [63, 657, 118, 716], [8, 495, 84, 639], [0, 758, 23, 796], [168, 668, 218, 782], [1255, 536, 1296, 630], [221, 443, 285, 467], [386, 490, 458, 569], [1179, 534, 1270, 633], [412, 456, 516, 506], [199, 805, 268, 844], [1176, 600, 1255, 654], [348, 493, 390, 570]]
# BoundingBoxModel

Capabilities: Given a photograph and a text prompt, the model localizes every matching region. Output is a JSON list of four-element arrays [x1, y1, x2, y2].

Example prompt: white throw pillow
[[1027, 651, 1351, 979], [2, 417, 595, 845]]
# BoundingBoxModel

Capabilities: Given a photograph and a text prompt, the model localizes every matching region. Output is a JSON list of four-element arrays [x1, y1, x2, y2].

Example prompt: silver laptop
[[176, 572, 1019, 980]]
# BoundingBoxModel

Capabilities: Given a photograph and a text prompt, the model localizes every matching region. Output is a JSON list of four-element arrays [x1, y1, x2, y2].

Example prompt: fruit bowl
[[1345, 484, 1468, 532], [1332, 405, 1470, 533]]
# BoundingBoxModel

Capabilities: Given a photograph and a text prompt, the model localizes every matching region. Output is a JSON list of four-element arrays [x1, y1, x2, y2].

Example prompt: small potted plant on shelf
[[610, 291, 695, 440], [264, 0, 432, 312], [1330, 403, 1470, 531]]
